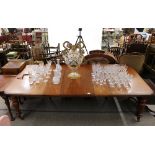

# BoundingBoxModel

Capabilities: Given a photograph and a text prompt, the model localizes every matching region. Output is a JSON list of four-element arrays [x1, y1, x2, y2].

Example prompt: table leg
[[2, 95, 15, 121], [11, 96, 24, 120], [136, 97, 147, 122]]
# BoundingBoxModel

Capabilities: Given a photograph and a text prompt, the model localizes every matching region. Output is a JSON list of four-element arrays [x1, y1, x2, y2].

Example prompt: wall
[[48, 27, 102, 52]]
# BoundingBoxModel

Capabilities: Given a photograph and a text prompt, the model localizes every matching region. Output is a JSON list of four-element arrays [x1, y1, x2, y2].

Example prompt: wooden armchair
[[6, 44, 30, 60], [83, 53, 117, 64], [110, 47, 121, 60], [126, 42, 148, 54], [42, 43, 61, 63], [119, 53, 145, 74], [119, 53, 146, 104], [89, 49, 105, 54]]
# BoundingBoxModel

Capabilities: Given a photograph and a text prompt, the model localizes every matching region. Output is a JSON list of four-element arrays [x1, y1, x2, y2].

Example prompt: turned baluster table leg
[[11, 96, 24, 120], [136, 97, 147, 122], [2, 95, 15, 121]]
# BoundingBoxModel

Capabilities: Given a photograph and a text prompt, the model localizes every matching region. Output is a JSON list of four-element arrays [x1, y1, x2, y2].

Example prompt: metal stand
[[122, 33, 128, 54], [75, 28, 88, 54]]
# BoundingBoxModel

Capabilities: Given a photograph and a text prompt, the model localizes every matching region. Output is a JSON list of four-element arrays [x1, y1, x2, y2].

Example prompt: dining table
[[3, 64, 154, 121]]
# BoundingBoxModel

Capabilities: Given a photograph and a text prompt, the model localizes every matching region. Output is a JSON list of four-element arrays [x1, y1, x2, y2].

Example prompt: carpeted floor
[[0, 94, 155, 126]]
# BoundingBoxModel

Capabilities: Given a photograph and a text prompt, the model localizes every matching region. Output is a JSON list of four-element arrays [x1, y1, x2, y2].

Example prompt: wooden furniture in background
[[144, 44, 155, 74], [42, 43, 61, 63], [89, 50, 105, 54], [110, 47, 121, 60], [84, 53, 117, 64], [0, 51, 8, 68], [150, 33, 155, 44], [119, 53, 145, 74], [125, 42, 148, 54], [1, 60, 26, 75], [6, 44, 31, 59]]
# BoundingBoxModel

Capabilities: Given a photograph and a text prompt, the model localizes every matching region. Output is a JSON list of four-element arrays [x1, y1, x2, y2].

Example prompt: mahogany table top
[[4, 64, 154, 97], [0, 75, 16, 93]]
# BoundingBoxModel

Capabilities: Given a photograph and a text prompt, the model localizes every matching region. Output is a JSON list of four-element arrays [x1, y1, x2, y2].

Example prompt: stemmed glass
[[91, 64, 133, 89]]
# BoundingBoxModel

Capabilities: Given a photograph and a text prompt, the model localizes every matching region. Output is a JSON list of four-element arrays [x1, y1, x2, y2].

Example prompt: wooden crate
[[1, 60, 26, 75]]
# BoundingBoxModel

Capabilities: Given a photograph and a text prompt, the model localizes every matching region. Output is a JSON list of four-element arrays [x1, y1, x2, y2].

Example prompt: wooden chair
[[150, 32, 155, 44], [89, 49, 105, 54], [119, 53, 146, 104], [110, 47, 121, 60], [119, 53, 145, 74], [126, 42, 148, 54], [144, 44, 155, 73], [132, 34, 143, 43], [84, 53, 117, 64], [42, 43, 61, 63]]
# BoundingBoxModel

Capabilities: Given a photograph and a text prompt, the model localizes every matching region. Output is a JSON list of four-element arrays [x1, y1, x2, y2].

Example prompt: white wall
[[48, 27, 102, 51]]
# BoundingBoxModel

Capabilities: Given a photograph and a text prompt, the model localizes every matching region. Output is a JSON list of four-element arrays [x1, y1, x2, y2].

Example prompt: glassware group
[[91, 64, 133, 89], [28, 59, 62, 85]]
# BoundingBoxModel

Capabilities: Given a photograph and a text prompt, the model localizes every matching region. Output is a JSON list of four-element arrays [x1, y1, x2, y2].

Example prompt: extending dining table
[[4, 64, 154, 121]]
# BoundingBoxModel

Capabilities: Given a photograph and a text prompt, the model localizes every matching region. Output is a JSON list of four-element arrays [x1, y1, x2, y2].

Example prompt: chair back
[[150, 33, 155, 44], [132, 34, 143, 43], [126, 43, 148, 54], [84, 53, 117, 64], [89, 50, 105, 54], [110, 47, 121, 59], [145, 44, 155, 68], [146, 44, 155, 53], [119, 54, 145, 73], [43, 43, 61, 63]]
